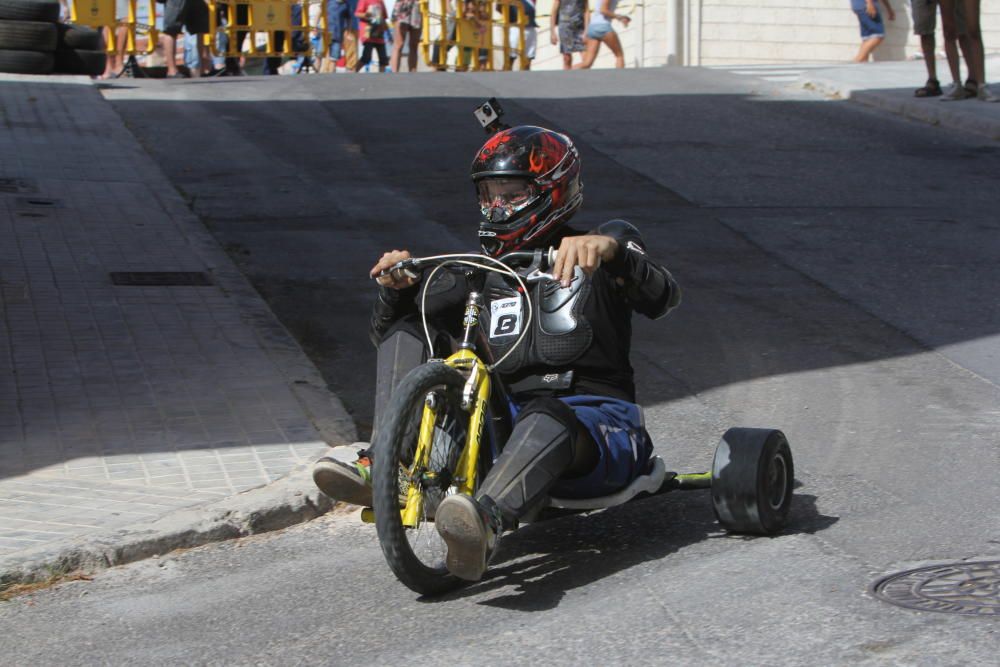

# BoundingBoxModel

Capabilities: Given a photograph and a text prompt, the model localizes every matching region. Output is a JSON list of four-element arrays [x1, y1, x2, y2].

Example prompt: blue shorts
[[586, 22, 613, 40], [510, 395, 654, 500], [854, 8, 885, 39]]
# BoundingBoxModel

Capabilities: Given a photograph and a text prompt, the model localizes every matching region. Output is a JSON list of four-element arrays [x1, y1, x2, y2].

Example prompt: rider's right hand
[[370, 250, 419, 290]]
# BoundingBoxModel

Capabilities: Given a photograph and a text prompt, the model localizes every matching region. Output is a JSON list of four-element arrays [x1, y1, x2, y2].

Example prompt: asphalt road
[[2, 69, 998, 664]]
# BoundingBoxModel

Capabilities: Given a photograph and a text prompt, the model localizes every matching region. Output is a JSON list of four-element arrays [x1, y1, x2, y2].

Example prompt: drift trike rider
[[313, 124, 680, 581]]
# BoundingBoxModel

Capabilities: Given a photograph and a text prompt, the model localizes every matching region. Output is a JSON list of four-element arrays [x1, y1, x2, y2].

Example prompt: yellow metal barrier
[[420, 0, 527, 72], [208, 0, 327, 59], [70, 0, 160, 55]]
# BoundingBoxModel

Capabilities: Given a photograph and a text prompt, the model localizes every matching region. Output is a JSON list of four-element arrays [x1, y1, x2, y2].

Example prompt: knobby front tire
[[372, 362, 472, 596]]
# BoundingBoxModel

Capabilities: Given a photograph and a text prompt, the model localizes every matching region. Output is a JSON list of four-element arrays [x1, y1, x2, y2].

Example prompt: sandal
[[914, 79, 942, 97]]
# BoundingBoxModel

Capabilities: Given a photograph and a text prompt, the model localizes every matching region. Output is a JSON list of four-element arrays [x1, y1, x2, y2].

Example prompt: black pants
[[358, 42, 388, 68]]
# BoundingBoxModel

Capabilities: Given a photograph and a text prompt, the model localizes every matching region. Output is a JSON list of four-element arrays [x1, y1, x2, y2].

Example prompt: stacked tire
[[55, 22, 106, 76], [0, 0, 58, 74], [0, 0, 105, 76]]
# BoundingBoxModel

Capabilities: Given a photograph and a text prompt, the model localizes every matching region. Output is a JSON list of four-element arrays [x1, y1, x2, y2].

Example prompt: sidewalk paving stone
[[794, 55, 1000, 140], [0, 74, 355, 584]]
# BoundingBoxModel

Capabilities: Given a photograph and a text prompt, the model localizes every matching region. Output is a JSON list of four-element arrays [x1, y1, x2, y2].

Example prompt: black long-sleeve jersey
[[370, 220, 680, 402]]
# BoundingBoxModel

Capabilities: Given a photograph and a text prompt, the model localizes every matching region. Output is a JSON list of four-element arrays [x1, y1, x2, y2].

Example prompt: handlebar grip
[[376, 258, 419, 281]]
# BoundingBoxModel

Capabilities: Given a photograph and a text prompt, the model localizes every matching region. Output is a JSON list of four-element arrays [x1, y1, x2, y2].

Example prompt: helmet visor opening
[[477, 177, 538, 224]]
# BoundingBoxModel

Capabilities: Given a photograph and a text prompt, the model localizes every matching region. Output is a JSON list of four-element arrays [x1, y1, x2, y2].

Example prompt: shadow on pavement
[[426, 491, 836, 611], [4, 75, 1000, 486]]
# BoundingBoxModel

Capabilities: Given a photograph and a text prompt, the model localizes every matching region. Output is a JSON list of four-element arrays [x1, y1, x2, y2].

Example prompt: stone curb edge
[[799, 75, 1000, 141], [0, 465, 336, 590]]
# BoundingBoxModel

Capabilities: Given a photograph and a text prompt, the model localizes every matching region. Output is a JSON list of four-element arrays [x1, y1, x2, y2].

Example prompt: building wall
[[528, 0, 1000, 69]]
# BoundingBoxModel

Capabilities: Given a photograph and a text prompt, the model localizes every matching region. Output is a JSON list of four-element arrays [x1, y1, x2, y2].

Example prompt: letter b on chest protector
[[483, 267, 593, 373]]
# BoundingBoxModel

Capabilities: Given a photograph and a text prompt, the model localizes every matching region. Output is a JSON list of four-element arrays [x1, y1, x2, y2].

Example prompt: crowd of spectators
[[88, 0, 994, 88]]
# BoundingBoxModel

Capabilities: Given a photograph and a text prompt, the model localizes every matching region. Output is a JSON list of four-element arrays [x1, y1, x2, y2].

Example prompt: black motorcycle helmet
[[471, 125, 583, 257]]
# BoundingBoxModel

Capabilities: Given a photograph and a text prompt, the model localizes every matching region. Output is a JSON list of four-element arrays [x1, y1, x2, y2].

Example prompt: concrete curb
[[801, 74, 1000, 141], [0, 465, 336, 589]]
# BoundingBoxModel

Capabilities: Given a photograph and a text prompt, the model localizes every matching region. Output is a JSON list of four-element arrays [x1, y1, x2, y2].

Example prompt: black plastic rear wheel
[[711, 427, 793, 535], [372, 362, 472, 596]]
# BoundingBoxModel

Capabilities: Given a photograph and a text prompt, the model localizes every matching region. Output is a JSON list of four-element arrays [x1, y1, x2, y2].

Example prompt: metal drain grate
[[871, 560, 1000, 616], [0, 178, 38, 194], [110, 272, 213, 286]]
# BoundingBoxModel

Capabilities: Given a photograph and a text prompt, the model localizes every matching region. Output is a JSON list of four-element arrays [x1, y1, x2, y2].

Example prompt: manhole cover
[[110, 272, 213, 286], [871, 560, 1000, 616]]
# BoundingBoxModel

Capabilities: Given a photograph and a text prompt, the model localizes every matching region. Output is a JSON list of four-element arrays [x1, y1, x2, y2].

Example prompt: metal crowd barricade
[[419, 0, 527, 72], [208, 0, 327, 59], [70, 0, 160, 56]]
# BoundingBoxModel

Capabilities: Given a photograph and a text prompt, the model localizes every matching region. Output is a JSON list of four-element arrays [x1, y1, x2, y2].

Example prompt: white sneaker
[[977, 85, 999, 103], [941, 82, 969, 101]]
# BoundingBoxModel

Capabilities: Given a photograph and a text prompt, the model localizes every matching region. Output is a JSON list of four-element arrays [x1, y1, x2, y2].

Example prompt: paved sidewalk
[[794, 55, 1000, 140], [0, 75, 355, 585]]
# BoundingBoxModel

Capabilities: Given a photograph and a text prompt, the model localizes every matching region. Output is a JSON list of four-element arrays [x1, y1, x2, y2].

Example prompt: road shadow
[[426, 491, 837, 611], [4, 75, 1000, 486]]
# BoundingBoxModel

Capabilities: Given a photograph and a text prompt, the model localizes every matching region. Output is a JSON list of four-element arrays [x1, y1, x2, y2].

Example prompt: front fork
[[399, 350, 491, 528]]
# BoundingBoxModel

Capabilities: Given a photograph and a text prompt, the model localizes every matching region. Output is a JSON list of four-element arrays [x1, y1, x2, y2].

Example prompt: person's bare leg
[[390, 28, 404, 72], [572, 38, 600, 69], [561, 53, 572, 69], [940, 0, 969, 90], [115, 26, 127, 74], [102, 27, 118, 78], [853, 36, 883, 63], [957, 34, 974, 80], [407, 26, 421, 71], [919, 34, 938, 83], [603, 30, 625, 68], [961, 0, 986, 85], [163, 34, 179, 76], [943, 36, 960, 83]]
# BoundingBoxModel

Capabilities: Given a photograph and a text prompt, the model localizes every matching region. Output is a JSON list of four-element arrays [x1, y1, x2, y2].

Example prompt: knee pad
[[477, 398, 582, 522]]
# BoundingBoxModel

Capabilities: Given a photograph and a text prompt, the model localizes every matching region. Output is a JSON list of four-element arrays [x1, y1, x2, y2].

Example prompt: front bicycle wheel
[[372, 362, 473, 595]]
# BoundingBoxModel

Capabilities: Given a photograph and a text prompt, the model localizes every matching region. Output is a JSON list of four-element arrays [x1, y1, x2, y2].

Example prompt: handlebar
[[376, 247, 558, 283]]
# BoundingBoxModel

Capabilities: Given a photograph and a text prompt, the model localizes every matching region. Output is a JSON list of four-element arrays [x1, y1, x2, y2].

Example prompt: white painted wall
[[527, 0, 1000, 69]]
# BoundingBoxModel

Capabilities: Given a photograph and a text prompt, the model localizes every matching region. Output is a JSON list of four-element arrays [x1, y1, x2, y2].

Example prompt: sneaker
[[312, 447, 373, 506], [434, 494, 502, 581], [977, 85, 1000, 103], [941, 82, 970, 101]]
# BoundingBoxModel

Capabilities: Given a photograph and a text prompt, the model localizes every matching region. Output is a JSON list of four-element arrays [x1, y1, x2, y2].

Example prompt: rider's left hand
[[553, 235, 619, 287]]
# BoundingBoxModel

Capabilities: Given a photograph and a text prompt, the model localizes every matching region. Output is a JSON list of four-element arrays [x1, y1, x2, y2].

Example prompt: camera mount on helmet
[[473, 98, 511, 135]]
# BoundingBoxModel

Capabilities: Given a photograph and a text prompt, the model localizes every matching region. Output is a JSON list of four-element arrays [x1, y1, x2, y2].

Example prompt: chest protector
[[481, 266, 593, 373]]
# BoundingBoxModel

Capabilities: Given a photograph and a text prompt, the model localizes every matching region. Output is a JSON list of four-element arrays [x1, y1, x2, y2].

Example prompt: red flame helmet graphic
[[471, 125, 583, 257]]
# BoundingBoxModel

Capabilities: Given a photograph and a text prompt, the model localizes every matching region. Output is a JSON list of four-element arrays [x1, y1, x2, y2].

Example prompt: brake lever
[[524, 268, 557, 284], [376, 258, 421, 281], [524, 247, 559, 283]]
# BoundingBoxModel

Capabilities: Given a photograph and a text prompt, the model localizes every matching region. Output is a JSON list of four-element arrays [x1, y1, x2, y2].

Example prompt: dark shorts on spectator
[[163, 0, 210, 37]]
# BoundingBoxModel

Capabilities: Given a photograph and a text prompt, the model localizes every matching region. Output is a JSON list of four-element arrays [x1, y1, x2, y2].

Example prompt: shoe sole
[[435, 495, 488, 581], [312, 461, 373, 507]]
